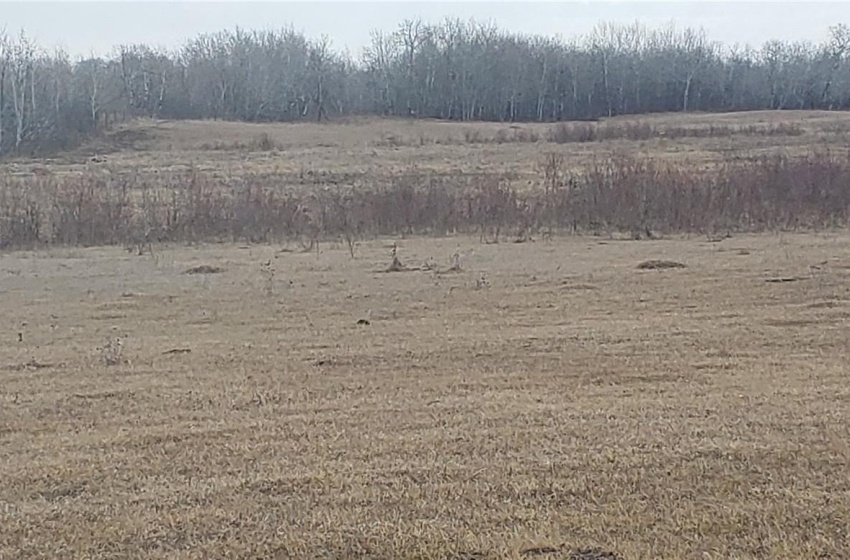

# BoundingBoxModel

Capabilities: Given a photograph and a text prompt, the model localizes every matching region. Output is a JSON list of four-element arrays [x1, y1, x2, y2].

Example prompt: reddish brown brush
[[3, 151, 850, 250]]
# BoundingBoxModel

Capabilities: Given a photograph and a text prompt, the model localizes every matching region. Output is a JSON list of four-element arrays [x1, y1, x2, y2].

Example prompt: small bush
[[253, 132, 277, 151], [549, 122, 596, 143], [199, 133, 279, 151], [463, 129, 485, 144]]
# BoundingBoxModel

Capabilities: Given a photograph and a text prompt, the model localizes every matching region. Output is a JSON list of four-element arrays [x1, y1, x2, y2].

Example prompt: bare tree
[[679, 28, 710, 112], [7, 32, 37, 151], [308, 36, 331, 122], [6, 20, 850, 158], [0, 31, 8, 158]]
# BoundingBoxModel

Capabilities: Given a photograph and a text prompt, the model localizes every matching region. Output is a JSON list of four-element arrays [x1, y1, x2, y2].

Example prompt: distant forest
[[3, 19, 850, 156]]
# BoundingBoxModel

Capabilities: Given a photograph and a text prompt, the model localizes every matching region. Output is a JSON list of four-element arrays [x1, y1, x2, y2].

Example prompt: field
[[2, 112, 850, 559], [13, 109, 850, 184]]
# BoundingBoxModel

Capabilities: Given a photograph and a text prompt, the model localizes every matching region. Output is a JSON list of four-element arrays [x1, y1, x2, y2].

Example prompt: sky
[[2, 1, 850, 58]]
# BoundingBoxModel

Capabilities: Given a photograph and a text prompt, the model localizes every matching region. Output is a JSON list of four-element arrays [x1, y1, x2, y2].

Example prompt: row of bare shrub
[[2, 151, 849, 250], [548, 121, 805, 143], [370, 121, 807, 150], [537, 152, 850, 236], [199, 133, 280, 152]]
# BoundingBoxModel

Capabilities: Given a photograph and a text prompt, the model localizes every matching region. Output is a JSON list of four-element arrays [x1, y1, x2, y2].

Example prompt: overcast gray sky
[[2, 2, 849, 58]]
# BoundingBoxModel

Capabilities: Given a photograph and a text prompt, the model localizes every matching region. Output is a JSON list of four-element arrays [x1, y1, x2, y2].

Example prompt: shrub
[[2, 151, 848, 251]]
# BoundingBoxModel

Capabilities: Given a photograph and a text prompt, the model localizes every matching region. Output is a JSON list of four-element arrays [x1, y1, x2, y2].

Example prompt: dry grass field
[[2, 232, 850, 559], [7, 110, 850, 192], [2, 111, 850, 559]]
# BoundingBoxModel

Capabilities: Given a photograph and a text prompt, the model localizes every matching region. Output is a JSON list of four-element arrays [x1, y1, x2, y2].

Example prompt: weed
[[386, 242, 406, 272], [100, 337, 124, 367], [260, 260, 275, 297]]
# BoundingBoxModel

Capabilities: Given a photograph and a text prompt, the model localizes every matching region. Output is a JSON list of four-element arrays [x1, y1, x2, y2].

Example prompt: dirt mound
[[637, 259, 686, 270], [518, 546, 621, 559], [569, 550, 621, 560], [185, 265, 225, 275]]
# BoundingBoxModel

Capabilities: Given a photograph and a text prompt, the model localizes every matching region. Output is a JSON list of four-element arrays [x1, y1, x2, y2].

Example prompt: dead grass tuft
[[5, 359, 55, 371], [99, 337, 124, 367], [384, 243, 408, 272]]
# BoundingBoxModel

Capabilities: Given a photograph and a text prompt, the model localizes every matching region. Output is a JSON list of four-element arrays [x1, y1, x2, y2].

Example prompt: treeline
[[3, 20, 850, 156]]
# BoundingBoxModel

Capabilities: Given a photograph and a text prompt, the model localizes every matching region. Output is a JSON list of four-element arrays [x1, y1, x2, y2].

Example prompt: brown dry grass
[[5, 110, 850, 193], [2, 233, 849, 559]]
